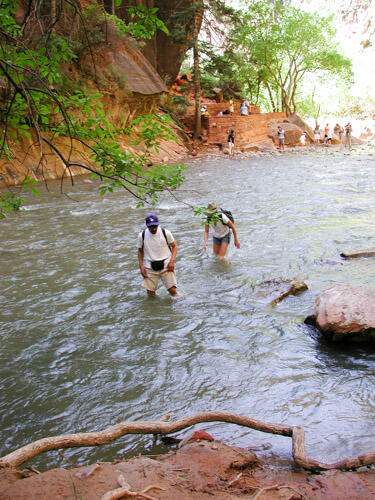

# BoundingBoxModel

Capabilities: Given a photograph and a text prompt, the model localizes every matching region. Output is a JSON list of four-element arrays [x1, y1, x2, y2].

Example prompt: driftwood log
[[340, 249, 375, 259], [0, 411, 374, 472]]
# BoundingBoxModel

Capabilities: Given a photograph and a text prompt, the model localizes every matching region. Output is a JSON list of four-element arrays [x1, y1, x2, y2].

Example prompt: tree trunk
[[51, 0, 56, 29], [192, 1, 203, 139], [314, 104, 321, 125], [265, 81, 277, 112], [282, 90, 291, 116]]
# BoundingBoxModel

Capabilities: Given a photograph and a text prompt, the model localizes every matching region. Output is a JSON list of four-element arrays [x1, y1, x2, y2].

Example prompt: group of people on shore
[[276, 123, 353, 151], [315, 122, 352, 146], [231, 121, 354, 154], [137, 206, 240, 296]]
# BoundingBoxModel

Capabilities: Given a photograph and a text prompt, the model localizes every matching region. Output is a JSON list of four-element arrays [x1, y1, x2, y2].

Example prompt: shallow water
[[1, 145, 375, 470]]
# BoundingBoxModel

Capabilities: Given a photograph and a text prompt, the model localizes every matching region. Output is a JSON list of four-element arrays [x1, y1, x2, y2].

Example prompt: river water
[[1, 145, 375, 470]]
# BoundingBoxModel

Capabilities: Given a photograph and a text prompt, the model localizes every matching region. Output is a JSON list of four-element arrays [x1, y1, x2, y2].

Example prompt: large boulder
[[268, 122, 304, 145], [305, 284, 375, 343], [284, 114, 314, 142]]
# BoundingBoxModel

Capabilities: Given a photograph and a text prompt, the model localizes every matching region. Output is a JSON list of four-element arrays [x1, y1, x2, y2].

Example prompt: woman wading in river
[[204, 202, 240, 258]]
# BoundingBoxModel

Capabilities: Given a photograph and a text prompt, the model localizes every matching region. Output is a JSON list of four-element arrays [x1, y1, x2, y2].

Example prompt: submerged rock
[[269, 278, 308, 307], [305, 284, 375, 343]]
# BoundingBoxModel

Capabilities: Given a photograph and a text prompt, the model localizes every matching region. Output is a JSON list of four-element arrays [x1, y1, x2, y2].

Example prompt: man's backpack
[[219, 208, 234, 224], [142, 227, 171, 250]]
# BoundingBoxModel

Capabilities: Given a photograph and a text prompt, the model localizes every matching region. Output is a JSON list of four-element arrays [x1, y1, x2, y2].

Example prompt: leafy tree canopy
[[202, 0, 353, 114]]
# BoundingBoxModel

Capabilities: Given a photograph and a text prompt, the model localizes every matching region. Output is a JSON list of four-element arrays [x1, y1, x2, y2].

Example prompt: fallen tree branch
[[226, 472, 243, 488], [0, 412, 291, 468], [253, 483, 306, 499], [0, 411, 374, 472], [101, 475, 164, 500]]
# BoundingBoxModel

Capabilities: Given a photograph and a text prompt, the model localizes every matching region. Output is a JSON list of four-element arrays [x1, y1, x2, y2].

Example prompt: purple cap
[[145, 213, 159, 226]]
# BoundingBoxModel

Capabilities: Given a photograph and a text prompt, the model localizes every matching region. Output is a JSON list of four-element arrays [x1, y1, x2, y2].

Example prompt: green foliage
[[89, 113, 187, 207], [0, 0, 184, 217], [132, 114, 177, 153], [193, 205, 220, 226], [0, 193, 24, 218], [200, 47, 253, 99], [0, 175, 41, 218], [125, 5, 169, 39], [336, 92, 373, 118], [22, 176, 40, 197], [81, 4, 168, 50], [295, 96, 321, 123], [160, 88, 190, 116]]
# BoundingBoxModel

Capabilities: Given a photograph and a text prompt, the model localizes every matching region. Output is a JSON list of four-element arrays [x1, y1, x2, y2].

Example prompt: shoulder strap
[[162, 227, 172, 251]]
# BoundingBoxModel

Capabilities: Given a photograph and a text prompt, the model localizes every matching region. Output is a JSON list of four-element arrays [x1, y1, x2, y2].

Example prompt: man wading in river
[[137, 213, 178, 297], [204, 202, 240, 258]]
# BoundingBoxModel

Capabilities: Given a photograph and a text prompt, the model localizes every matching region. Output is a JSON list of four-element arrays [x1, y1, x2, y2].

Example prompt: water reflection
[[1, 146, 375, 470]]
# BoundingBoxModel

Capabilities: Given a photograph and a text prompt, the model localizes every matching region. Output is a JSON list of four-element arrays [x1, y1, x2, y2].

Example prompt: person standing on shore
[[227, 129, 235, 156], [229, 98, 234, 115], [240, 101, 248, 115], [313, 125, 320, 144], [277, 126, 285, 151], [345, 122, 352, 148], [338, 125, 344, 142], [204, 202, 240, 259], [327, 127, 333, 145], [137, 213, 178, 297]]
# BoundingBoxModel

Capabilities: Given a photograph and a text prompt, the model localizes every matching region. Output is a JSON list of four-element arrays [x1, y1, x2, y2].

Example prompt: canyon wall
[[0, 1, 193, 188]]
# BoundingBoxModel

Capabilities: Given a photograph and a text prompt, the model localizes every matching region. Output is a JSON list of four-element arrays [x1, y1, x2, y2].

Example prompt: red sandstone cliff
[[116, 0, 197, 85]]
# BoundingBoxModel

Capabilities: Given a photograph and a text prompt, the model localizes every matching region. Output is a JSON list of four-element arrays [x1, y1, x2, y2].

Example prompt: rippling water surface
[[1, 146, 375, 469]]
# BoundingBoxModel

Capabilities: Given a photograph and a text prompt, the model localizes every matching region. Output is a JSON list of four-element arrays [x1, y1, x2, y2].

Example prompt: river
[[1, 144, 375, 470]]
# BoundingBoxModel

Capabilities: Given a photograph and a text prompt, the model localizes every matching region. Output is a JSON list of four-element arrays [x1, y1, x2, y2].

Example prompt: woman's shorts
[[142, 268, 177, 292], [213, 232, 231, 245]]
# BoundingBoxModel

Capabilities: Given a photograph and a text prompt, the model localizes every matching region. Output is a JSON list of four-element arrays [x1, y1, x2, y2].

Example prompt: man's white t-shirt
[[137, 227, 175, 269], [213, 213, 230, 238]]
